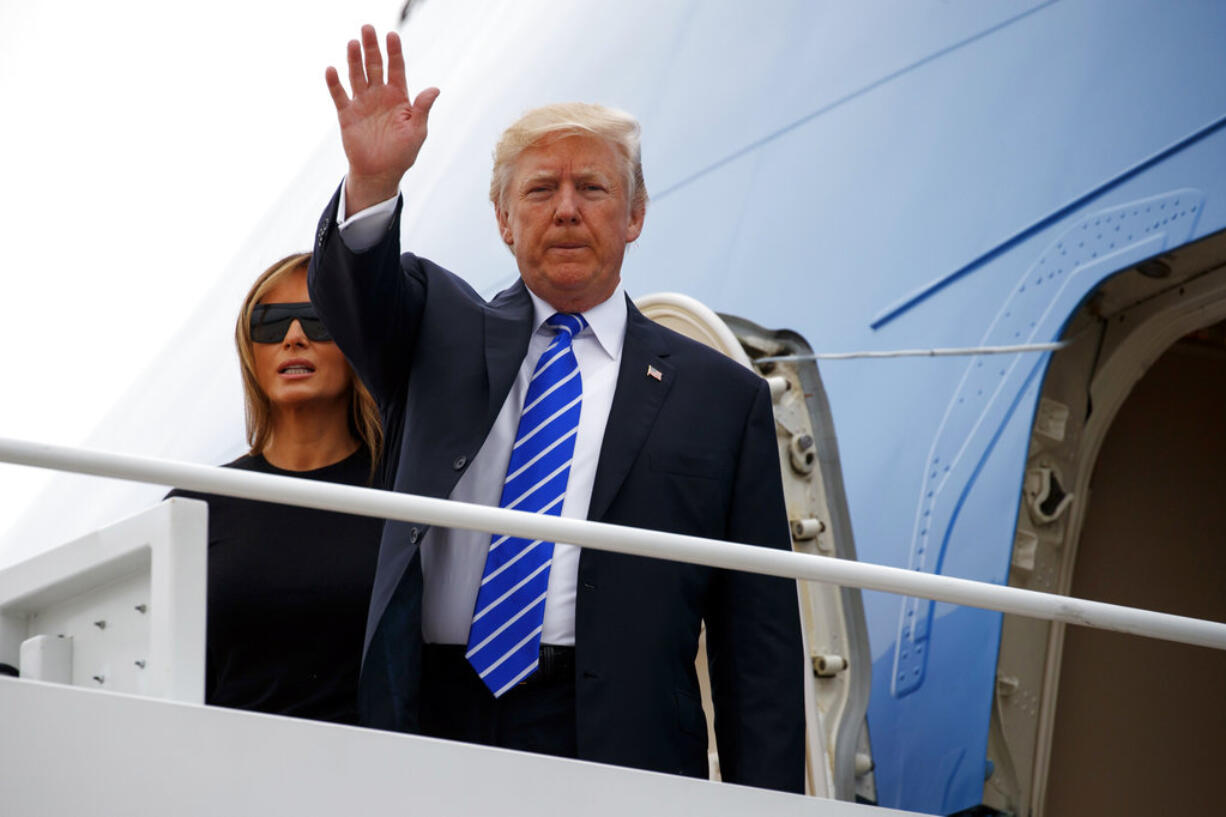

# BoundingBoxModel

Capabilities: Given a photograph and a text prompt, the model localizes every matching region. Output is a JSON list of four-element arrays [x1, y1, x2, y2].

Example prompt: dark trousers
[[420, 644, 578, 759]]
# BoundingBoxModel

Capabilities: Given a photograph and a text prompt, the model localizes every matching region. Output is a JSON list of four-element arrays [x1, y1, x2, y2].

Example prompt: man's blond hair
[[489, 102, 648, 214]]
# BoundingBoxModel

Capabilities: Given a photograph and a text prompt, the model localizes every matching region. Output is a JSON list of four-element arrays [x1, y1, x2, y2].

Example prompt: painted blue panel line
[[929, 359, 1044, 583], [652, 0, 1059, 202], [890, 356, 1046, 698], [871, 110, 1226, 330], [888, 188, 1200, 699]]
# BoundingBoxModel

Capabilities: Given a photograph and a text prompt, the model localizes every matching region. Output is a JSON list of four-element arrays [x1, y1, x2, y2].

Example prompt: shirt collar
[[526, 283, 627, 361]]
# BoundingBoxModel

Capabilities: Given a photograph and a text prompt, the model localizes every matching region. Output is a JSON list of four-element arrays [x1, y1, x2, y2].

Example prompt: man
[[309, 25, 804, 792]]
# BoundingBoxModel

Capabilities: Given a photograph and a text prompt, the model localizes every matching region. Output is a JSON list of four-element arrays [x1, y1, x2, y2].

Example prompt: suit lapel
[[483, 279, 534, 430], [588, 300, 675, 521]]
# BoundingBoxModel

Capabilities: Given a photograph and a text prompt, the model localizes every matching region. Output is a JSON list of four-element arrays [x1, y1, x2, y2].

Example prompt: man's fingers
[[386, 31, 406, 92], [325, 66, 350, 112], [346, 39, 368, 95], [361, 24, 384, 86], [414, 87, 441, 119]]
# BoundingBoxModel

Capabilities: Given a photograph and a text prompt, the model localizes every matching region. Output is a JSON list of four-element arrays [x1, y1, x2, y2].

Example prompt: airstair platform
[[0, 677, 925, 816]]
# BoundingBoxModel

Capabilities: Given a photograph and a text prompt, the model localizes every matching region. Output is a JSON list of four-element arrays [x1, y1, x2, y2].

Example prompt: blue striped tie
[[466, 312, 587, 697]]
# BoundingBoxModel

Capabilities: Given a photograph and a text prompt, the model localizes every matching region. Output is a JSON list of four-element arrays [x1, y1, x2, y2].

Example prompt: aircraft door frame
[[988, 228, 1226, 816], [636, 293, 875, 802]]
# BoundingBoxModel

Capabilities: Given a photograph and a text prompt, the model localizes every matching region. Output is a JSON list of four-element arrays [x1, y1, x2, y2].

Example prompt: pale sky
[[0, 0, 400, 545]]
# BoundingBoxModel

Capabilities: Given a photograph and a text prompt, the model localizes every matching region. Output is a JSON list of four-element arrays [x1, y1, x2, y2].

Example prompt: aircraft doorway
[[985, 228, 1226, 817], [1042, 325, 1226, 815]]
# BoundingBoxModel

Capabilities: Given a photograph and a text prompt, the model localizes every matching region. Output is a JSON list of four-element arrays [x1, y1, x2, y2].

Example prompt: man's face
[[497, 134, 644, 313]]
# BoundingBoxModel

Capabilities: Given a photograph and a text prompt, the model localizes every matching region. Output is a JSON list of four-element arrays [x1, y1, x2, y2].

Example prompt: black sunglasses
[[249, 302, 333, 343]]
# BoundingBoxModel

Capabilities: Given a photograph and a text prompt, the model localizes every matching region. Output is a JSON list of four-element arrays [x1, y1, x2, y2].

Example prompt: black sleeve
[[705, 379, 806, 793]]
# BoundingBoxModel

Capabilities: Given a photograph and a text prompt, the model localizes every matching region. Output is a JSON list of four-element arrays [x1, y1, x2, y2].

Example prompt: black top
[[168, 447, 382, 725]]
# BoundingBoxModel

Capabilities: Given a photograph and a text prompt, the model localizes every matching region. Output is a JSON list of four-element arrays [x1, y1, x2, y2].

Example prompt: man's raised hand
[[325, 25, 440, 214]]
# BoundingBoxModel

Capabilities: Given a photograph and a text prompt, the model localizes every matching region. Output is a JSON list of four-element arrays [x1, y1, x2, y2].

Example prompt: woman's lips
[[277, 359, 315, 377]]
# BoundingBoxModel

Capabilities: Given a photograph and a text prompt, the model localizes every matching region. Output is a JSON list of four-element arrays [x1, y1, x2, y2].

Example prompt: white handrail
[[2, 436, 1225, 652]]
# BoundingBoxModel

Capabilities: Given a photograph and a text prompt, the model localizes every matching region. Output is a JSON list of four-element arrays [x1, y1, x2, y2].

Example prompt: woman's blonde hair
[[489, 102, 648, 214], [235, 253, 383, 477]]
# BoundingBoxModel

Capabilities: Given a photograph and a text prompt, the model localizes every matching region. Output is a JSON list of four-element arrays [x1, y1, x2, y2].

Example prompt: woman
[[170, 252, 384, 725]]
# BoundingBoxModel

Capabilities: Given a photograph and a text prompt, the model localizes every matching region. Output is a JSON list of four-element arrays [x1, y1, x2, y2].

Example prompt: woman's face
[[251, 267, 353, 411]]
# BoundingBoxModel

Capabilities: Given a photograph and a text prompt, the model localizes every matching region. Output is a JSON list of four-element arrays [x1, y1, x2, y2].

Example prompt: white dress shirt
[[338, 189, 626, 645]]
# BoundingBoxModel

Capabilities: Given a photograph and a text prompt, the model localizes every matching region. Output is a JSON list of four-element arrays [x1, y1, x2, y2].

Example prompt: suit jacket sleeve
[[705, 378, 806, 792], [307, 185, 426, 410]]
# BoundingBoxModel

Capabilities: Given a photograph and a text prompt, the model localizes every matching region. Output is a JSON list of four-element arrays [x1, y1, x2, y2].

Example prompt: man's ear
[[496, 205, 514, 246], [626, 203, 646, 244]]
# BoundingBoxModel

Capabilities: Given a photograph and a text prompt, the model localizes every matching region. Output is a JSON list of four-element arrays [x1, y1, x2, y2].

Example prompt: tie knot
[[546, 312, 588, 338]]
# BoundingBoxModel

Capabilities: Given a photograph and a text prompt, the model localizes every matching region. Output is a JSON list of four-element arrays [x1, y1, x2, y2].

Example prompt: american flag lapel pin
[[647, 364, 663, 381]]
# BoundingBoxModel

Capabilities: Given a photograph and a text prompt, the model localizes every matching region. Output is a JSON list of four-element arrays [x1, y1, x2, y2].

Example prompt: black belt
[[424, 643, 575, 687]]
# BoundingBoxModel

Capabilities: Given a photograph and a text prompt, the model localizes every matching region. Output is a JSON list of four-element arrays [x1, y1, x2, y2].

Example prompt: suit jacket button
[[453, 455, 468, 470], [409, 527, 420, 544]]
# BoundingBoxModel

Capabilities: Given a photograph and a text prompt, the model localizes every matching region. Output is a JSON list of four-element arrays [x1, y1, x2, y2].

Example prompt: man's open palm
[[326, 25, 439, 213]]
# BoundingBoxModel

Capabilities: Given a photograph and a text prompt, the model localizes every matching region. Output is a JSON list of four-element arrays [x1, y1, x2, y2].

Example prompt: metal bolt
[[812, 654, 848, 677], [92, 675, 105, 684], [996, 674, 1020, 697], [134, 604, 148, 614], [766, 375, 790, 402], [854, 753, 874, 776], [93, 620, 107, 630], [134, 660, 146, 669], [788, 433, 817, 475], [790, 518, 825, 541]]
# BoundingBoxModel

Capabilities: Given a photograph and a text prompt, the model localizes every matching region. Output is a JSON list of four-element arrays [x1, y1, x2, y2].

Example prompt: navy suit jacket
[[309, 189, 805, 792]]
